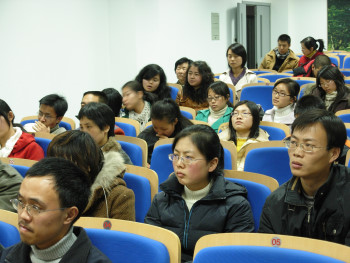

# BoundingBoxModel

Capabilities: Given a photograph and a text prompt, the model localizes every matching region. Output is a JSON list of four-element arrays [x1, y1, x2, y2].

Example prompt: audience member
[[294, 54, 331, 78], [145, 125, 254, 262], [0, 99, 44, 161], [298, 36, 325, 67], [121, 80, 153, 131], [0, 157, 112, 262], [259, 109, 350, 246], [138, 99, 193, 164], [259, 34, 299, 72], [263, 78, 300, 128], [294, 95, 326, 118], [48, 130, 135, 220], [176, 61, 214, 111], [195, 81, 233, 132], [219, 100, 269, 170], [174, 57, 193, 86], [78, 102, 132, 164], [80, 91, 108, 108], [219, 43, 258, 98], [23, 94, 68, 135], [102, 88, 123, 117]]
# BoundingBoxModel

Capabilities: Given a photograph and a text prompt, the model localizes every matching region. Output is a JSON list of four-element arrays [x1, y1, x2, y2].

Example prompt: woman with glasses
[[309, 65, 350, 113], [145, 125, 254, 262], [195, 81, 233, 133], [219, 100, 269, 170], [262, 78, 300, 128]]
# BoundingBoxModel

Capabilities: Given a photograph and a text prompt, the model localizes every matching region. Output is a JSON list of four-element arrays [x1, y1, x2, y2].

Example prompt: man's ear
[[56, 116, 63, 124], [329, 147, 341, 163], [8, 111, 14, 122], [64, 206, 79, 225]]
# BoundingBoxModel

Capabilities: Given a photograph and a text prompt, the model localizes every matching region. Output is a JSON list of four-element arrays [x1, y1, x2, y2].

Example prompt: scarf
[[0, 127, 22, 157], [129, 101, 151, 131], [274, 48, 290, 60], [208, 105, 228, 126], [306, 50, 317, 59], [229, 68, 246, 86], [325, 91, 337, 110]]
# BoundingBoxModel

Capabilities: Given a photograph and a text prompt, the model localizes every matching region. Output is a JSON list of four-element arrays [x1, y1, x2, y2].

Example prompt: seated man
[[80, 91, 108, 108], [23, 94, 68, 135], [174, 57, 192, 86], [259, 34, 299, 72], [259, 109, 350, 246], [0, 157, 111, 262]]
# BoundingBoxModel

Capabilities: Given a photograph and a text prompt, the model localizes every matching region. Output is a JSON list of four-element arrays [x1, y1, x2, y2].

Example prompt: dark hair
[[172, 125, 224, 180], [78, 102, 115, 138], [228, 100, 261, 144], [273, 78, 300, 103], [208, 81, 233, 107], [294, 95, 326, 117], [0, 99, 25, 131], [150, 99, 193, 134], [102, 88, 122, 117], [300, 37, 324, 53], [183, 61, 214, 104], [135, 64, 171, 101], [174, 57, 193, 71], [313, 55, 331, 70], [47, 130, 104, 185], [316, 65, 348, 112], [39, 94, 68, 117], [82, 91, 108, 104], [292, 109, 346, 154], [25, 157, 91, 224], [226, 43, 247, 68], [121, 80, 153, 104], [278, 34, 291, 45]]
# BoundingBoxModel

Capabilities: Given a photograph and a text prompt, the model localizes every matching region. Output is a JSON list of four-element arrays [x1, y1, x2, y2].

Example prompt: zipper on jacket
[[307, 206, 312, 236], [181, 200, 194, 249]]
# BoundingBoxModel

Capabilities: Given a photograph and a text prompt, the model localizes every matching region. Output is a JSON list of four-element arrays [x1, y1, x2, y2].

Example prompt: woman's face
[[227, 49, 243, 70], [272, 83, 294, 109], [187, 66, 202, 88], [152, 118, 177, 137], [319, 78, 337, 94], [79, 116, 109, 147], [172, 136, 217, 191], [231, 104, 253, 134], [301, 43, 313, 56], [207, 89, 228, 112], [142, 74, 160, 93], [122, 86, 143, 111]]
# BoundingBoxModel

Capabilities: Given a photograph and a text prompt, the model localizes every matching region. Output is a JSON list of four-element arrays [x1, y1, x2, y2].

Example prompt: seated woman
[[195, 81, 233, 133], [47, 130, 135, 220], [263, 78, 300, 128], [78, 102, 132, 164], [219, 100, 269, 171], [0, 99, 44, 161], [135, 64, 171, 102], [121, 80, 153, 131], [145, 125, 254, 262], [102, 87, 125, 135], [219, 43, 258, 98], [176, 60, 214, 112], [310, 65, 350, 113], [138, 98, 193, 164], [298, 36, 324, 67]]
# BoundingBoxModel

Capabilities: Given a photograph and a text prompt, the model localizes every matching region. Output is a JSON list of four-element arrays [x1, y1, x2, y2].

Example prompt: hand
[[156, 134, 169, 139], [33, 121, 50, 133]]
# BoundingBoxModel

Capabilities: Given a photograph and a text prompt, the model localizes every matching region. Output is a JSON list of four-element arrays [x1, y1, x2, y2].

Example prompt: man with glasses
[[259, 109, 350, 246], [0, 157, 111, 262], [23, 94, 68, 135]]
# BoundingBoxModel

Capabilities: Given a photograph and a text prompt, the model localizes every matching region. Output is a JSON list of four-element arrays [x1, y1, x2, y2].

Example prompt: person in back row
[[298, 36, 325, 67], [259, 34, 299, 73], [80, 91, 108, 108], [294, 54, 331, 78], [23, 94, 68, 135], [174, 57, 193, 86]]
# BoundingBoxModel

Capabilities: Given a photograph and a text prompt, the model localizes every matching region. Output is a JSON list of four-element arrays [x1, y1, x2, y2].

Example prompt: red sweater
[[298, 50, 324, 67], [8, 132, 44, 161]]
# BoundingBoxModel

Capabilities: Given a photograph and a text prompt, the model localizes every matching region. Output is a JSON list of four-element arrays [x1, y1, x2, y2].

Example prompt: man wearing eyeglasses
[[23, 94, 68, 135], [259, 109, 350, 246], [0, 157, 111, 262]]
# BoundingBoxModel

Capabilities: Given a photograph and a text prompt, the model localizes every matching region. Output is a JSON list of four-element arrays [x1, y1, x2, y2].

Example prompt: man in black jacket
[[259, 109, 350, 246]]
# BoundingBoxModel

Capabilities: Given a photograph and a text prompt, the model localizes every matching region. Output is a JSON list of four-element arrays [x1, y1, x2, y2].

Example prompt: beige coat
[[259, 49, 299, 72]]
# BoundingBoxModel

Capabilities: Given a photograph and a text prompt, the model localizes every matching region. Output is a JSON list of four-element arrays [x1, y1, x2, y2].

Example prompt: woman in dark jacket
[[144, 125, 254, 262]]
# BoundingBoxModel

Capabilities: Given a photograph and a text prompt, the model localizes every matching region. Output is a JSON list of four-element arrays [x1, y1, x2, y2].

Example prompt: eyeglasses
[[168, 153, 205, 165], [283, 139, 327, 153], [319, 79, 334, 88], [38, 111, 57, 121], [207, 95, 223, 102], [231, 112, 252, 118], [10, 199, 66, 217], [272, 89, 291, 97]]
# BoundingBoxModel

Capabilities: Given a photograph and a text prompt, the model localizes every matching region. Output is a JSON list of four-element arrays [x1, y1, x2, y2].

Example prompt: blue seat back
[[169, 85, 179, 100], [260, 125, 287, 141], [124, 173, 151, 223], [20, 119, 72, 130], [337, 114, 350, 123], [180, 110, 193, 120], [338, 53, 347, 68], [0, 221, 20, 247], [34, 137, 52, 157], [340, 69, 350, 77], [329, 57, 339, 67], [251, 70, 276, 75], [259, 74, 292, 83], [193, 246, 343, 263], [11, 164, 30, 177], [345, 79, 350, 85], [223, 148, 232, 170], [115, 122, 136, 137], [244, 147, 292, 185], [240, 85, 274, 112], [85, 228, 169, 263], [118, 141, 143, 166], [294, 79, 315, 87], [225, 178, 271, 231], [344, 56, 350, 69]]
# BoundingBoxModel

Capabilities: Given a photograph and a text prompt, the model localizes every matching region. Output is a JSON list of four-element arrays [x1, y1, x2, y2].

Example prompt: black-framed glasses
[[168, 153, 205, 165], [10, 199, 66, 217], [283, 138, 326, 153], [272, 89, 291, 97]]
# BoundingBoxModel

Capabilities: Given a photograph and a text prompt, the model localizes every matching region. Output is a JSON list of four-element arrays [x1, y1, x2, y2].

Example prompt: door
[[236, 3, 247, 48], [255, 5, 270, 67]]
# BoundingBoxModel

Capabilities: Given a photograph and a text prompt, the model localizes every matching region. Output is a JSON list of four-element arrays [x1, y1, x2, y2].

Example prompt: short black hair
[[82, 91, 108, 104], [226, 43, 247, 68], [278, 34, 291, 45], [292, 109, 346, 153], [25, 157, 91, 224], [78, 102, 115, 138], [294, 95, 325, 117], [313, 55, 331, 70], [273, 78, 300, 103], [174, 57, 193, 71], [102, 88, 123, 117], [39, 94, 68, 117]]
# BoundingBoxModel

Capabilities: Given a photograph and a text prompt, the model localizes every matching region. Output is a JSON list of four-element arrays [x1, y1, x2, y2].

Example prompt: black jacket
[[0, 227, 112, 263], [145, 173, 254, 262], [259, 164, 350, 246]]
